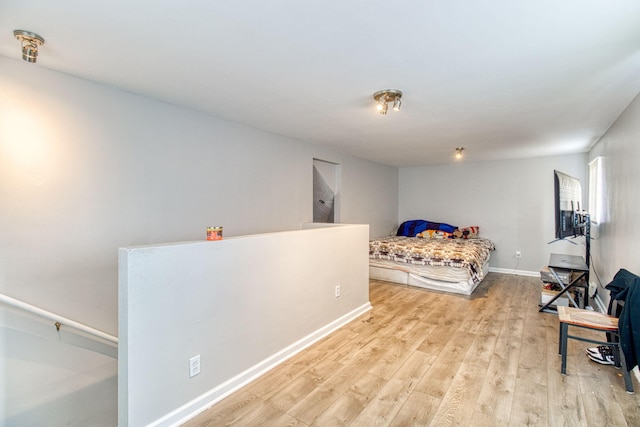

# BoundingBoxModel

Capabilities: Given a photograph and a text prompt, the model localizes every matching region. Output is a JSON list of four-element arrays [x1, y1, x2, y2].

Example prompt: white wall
[[0, 56, 397, 426], [1, 316, 117, 426], [589, 92, 640, 297], [399, 154, 588, 273], [119, 224, 370, 426]]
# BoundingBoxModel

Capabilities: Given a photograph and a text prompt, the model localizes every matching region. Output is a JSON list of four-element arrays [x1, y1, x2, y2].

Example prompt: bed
[[369, 221, 495, 295]]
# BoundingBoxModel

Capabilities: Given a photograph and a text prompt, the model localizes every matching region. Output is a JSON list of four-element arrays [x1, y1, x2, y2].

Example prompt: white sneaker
[[588, 352, 615, 365], [586, 345, 613, 357]]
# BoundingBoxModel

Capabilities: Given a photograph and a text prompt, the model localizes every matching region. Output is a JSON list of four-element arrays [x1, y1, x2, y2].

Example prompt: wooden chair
[[557, 305, 634, 393]]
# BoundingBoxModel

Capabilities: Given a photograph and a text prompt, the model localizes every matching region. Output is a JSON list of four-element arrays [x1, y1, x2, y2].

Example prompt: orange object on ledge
[[206, 226, 223, 241]]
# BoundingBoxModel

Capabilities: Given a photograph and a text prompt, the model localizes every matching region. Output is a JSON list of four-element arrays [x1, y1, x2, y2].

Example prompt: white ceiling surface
[[2, 1, 640, 166]]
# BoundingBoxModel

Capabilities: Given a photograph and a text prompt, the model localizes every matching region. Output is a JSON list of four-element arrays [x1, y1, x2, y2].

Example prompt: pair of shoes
[[586, 346, 615, 365]]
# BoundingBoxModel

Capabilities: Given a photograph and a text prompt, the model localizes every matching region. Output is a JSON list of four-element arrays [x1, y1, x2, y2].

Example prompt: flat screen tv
[[554, 170, 586, 239]]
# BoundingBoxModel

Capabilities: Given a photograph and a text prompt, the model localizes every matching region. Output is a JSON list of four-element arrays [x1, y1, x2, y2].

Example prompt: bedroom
[[2, 2, 640, 426]]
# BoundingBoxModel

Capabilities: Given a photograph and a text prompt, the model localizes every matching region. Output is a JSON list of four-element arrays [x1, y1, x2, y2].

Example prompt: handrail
[[0, 293, 118, 345]]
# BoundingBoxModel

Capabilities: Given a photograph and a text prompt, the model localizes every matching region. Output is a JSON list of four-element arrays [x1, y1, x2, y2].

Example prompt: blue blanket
[[396, 219, 458, 237]]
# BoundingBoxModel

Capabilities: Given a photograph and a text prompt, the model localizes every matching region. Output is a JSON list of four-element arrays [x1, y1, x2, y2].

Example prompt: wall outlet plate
[[189, 355, 201, 378]]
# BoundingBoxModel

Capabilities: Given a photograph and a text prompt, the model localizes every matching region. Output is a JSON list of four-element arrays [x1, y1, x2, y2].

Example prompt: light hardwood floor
[[183, 273, 640, 426]]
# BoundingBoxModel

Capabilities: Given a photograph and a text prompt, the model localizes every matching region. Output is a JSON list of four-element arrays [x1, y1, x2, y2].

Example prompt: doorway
[[313, 159, 340, 223]]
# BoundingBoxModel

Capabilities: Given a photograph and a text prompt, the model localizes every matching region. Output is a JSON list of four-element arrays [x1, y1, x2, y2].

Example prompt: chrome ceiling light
[[373, 89, 402, 115], [13, 30, 45, 63]]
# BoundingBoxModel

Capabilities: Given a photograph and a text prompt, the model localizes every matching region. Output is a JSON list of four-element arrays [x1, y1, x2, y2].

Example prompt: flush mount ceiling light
[[373, 89, 402, 115], [455, 147, 465, 159], [13, 30, 45, 63]]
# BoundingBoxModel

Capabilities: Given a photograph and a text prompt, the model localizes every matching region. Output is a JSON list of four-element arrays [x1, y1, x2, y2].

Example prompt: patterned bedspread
[[369, 236, 496, 284]]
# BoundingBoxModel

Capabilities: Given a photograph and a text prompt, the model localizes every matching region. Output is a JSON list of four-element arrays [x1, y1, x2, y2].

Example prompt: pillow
[[453, 226, 479, 239]]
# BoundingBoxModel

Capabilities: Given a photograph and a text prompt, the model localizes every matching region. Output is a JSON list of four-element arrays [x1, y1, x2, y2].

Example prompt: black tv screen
[[554, 170, 584, 239]]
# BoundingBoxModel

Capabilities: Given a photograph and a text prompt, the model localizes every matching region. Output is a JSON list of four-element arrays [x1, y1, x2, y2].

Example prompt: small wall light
[[455, 147, 465, 160], [14, 30, 45, 63]]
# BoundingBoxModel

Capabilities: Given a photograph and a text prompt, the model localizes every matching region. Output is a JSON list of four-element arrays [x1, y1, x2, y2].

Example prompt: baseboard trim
[[489, 267, 539, 277], [152, 301, 373, 427]]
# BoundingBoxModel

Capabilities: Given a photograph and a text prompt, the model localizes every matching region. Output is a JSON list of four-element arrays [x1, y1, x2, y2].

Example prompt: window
[[588, 156, 603, 224]]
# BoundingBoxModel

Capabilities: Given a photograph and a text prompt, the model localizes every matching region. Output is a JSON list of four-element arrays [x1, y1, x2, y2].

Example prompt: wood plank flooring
[[183, 273, 640, 426]]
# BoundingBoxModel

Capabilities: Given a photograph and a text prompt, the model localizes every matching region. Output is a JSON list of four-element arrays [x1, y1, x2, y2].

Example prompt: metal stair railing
[[0, 293, 117, 357]]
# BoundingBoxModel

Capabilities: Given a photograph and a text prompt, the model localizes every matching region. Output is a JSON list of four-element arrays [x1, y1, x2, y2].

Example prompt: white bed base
[[369, 259, 490, 296]]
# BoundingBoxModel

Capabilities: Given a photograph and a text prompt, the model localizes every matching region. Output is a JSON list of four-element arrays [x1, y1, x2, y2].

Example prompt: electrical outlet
[[335, 285, 341, 298], [189, 355, 201, 378], [515, 251, 522, 259]]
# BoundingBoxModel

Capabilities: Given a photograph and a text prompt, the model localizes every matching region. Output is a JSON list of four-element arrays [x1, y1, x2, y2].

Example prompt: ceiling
[[2, 1, 640, 167]]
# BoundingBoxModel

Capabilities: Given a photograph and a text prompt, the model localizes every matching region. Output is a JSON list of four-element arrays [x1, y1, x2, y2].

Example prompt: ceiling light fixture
[[455, 147, 465, 160], [373, 89, 402, 115], [13, 30, 45, 63]]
